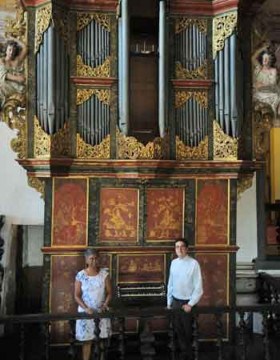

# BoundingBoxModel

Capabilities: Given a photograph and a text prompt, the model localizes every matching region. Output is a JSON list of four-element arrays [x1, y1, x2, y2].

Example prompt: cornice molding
[[170, 0, 239, 16]]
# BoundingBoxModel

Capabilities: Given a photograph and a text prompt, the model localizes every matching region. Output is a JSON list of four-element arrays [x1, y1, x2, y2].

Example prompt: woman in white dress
[[74, 249, 112, 360]]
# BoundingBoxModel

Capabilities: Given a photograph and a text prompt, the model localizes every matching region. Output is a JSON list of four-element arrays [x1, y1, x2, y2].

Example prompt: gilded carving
[[76, 55, 110, 78], [117, 130, 165, 160], [237, 175, 253, 199], [175, 18, 207, 34], [176, 136, 208, 160], [213, 12, 237, 58], [76, 133, 110, 158], [77, 13, 110, 32], [34, 116, 71, 158], [27, 176, 45, 197], [175, 91, 208, 108], [35, 3, 52, 53], [77, 88, 110, 106], [175, 60, 208, 80], [213, 120, 238, 160], [10, 113, 27, 160], [4, 4, 26, 39], [253, 103, 273, 160]]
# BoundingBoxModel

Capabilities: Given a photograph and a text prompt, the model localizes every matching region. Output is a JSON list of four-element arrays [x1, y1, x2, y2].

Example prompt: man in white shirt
[[167, 239, 203, 360]]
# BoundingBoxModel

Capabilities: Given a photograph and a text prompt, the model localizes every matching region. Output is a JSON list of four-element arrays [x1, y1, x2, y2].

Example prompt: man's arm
[[188, 262, 203, 307], [167, 263, 173, 308]]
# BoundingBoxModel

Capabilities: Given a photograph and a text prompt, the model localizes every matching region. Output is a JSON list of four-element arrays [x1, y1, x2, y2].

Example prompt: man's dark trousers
[[171, 298, 193, 360]]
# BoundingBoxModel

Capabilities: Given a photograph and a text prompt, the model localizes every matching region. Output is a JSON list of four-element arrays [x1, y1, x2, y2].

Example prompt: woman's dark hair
[[257, 50, 276, 67], [84, 248, 99, 258], [174, 239, 189, 248], [5, 40, 21, 60]]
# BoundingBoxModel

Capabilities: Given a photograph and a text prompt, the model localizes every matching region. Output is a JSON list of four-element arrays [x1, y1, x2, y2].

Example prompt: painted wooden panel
[[52, 179, 88, 246], [146, 188, 184, 241], [99, 188, 139, 243], [196, 253, 229, 339], [117, 254, 166, 284], [196, 180, 229, 245]]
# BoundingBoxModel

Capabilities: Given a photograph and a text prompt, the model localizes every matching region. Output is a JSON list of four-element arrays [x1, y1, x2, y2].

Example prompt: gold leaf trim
[[176, 136, 208, 160], [76, 133, 110, 158], [213, 11, 237, 58], [237, 175, 253, 199], [253, 103, 273, 160], [27, 176, 45, 198], [175, 18, 207, 34], [10, 115, 27, 160], [35, 3, 52, 54], [77, 13, 110, 32], [77, 89, 110, 106], [34, 116, 71, 158], [175, 61, 208, 80], [76, 55, 110, 78], [213, 120, 238, 160], [117, 129, 165, 160], [4, 5, 26, 40], [175, 91, 208, 108]]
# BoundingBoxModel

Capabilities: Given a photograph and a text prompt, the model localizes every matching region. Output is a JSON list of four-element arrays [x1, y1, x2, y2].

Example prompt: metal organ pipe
[[158, 0, 166, 137]]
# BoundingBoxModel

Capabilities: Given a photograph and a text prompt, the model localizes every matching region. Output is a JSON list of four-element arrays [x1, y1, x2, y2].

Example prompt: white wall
[[236, 174, 258, 262], [0, 122, 44, 224]]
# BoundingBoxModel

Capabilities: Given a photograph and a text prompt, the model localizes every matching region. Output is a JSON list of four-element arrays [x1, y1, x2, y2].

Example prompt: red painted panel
[[196, 180, 228, 245], [117, 254, 165, 284], [146, 188, 184, 241], [52, 179, 88, 246], [99, 188, 139, 243]]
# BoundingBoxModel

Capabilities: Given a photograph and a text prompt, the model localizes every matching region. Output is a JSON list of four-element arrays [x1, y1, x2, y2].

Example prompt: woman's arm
[[5, 72, 25, 83], [74, 280, 93, 314], [102, 275, 112, 310]]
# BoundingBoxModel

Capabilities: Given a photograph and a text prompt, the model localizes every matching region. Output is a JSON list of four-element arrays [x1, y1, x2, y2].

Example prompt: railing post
[[93, 317, 101, 360], [215, 313, 224, 360], [68, 319, 76, 360], [238, 311, 247, 360], [262, 311, 271, 360], [19, 323, 25, 360], [168, 312, 176, 360], [140, 319, 156, 360], [192, 313, 199, 360], [118, 317, 125, 360], [42, 321, 50, 360]]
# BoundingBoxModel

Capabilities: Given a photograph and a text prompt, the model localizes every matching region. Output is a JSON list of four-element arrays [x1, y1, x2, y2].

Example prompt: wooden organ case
[[17, 0, 259, 343]]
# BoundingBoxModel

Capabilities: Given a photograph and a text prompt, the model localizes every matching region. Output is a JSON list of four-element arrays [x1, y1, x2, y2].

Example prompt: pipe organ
[[12, 0, 258, 344]]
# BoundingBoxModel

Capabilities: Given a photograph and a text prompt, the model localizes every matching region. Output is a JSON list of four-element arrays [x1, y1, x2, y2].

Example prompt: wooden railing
[[1, 304, 280, 360]]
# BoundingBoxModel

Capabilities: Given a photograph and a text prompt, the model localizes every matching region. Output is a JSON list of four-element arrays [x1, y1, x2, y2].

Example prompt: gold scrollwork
[[175, 18, 207, 34], [253, 103, 273, 160], [77, 89, 110, 106], [176, 136, 208, 160], [237, 175, 253, 199], [213, 120, 238, 160], [76, 55, 110, 78], [175, 91, 208, 108], [4, 4, 26, 40], [34, 116, 71, 158], [117, 129, 165, 160], [35, 3, 52, 53], [10, 114, 27, 160], [27, 176, 45, 198], [175, 61, 208, 80], [76, 133, 110, 158], [77, 13, 110, 32], [213, 11, 237, 58]]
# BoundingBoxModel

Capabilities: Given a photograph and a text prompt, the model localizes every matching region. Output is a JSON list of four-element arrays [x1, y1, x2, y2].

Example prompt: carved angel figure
[[0, 38, 27, 109]]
